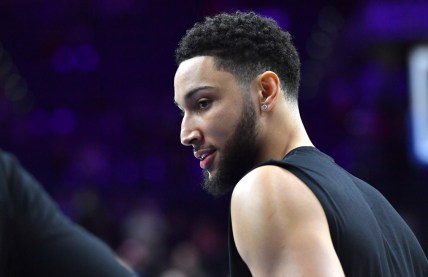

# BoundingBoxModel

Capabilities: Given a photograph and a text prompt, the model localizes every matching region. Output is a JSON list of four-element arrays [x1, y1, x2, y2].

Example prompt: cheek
[[206, 111, 240, 143]]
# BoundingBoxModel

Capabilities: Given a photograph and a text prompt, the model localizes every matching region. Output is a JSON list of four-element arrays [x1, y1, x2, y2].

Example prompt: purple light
[[95, 0, 136, 17], [142, 156, 166, 184], [27, 109, 50, 137], [75, 44, 99, 72], [363, 2, 428, 40], [52, 44, 99, 73], [51, 108, 76, 135], [115, 159, 141, 186], [52, 47, 76, 73], [258, 8, 290, 29]]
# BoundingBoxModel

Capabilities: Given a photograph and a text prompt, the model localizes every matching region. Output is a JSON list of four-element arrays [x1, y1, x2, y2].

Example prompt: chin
[[205, 169, 221, 183], [206, 170, 216, 180]]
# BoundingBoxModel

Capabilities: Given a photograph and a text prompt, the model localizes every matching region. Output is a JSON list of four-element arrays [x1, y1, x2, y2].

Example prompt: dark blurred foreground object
[[0, 149, 137, 277]]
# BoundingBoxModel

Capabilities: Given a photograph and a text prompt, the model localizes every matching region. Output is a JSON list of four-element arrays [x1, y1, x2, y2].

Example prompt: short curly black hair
[[175, 11, 301, 101]]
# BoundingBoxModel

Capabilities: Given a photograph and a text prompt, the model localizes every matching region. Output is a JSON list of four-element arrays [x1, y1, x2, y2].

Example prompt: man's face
[[174, 56, 261, 196]]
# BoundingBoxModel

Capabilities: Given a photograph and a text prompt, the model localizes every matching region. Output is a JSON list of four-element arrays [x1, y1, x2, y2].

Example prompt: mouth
[[194, 148, 216, 170]]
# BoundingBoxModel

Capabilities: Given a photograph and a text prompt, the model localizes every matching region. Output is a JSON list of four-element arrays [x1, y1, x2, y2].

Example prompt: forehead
[[174, 56, 215, 83], [174, 56, 240, 104]]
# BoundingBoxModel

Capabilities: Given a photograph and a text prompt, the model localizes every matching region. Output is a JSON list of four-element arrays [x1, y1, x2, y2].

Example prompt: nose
[[180, 115, 201, 147]]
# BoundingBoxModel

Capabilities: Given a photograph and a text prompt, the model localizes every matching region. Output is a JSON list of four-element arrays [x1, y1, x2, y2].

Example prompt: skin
[[174, 56, 248, 178], [174, 56, 345, 276]]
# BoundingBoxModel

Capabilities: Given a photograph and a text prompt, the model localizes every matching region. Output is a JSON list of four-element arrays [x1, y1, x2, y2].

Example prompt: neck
[[258, 102, 313, 162]]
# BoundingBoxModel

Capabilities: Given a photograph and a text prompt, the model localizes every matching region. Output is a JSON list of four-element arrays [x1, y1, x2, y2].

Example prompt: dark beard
[[202, 100, 260, 196]]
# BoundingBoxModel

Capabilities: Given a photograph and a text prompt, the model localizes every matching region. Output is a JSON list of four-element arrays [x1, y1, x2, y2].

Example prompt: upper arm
[[0, 151, 136, 276], [3, 151, 73, 239], [231, 165, 344, 277]]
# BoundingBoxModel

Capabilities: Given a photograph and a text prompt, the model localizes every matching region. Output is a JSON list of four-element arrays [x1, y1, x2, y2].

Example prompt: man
[[0, 149, 136, 276], [173, 11, 428, 276]]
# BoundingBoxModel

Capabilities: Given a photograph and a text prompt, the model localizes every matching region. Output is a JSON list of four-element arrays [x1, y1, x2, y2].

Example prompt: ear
[[256, 71, 281, 112]]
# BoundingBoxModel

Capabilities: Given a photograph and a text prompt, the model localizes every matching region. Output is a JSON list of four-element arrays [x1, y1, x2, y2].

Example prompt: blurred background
[[1, 0, 427, 276]]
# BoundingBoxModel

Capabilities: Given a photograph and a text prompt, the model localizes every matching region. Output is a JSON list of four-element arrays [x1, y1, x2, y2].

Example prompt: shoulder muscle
[[231, 165, 344, 277]]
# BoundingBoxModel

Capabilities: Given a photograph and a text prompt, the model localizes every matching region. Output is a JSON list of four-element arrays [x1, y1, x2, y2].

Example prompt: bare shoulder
[[231, 165, 344, 276], [231, 165, 319, 216]]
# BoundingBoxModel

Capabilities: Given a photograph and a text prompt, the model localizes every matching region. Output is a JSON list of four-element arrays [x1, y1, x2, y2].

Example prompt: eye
[[198, 99, 211, 110]]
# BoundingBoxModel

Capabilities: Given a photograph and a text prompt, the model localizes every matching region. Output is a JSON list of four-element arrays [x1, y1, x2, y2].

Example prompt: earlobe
[[261, 104, 268, 111]]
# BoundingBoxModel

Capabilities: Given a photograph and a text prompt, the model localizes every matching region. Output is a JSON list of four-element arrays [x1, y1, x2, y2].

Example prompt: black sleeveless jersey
[[229, 146, 428, 276]]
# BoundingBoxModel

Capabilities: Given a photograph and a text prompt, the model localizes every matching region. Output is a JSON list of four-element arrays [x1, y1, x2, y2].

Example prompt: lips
[[194, 148, 216, 169]]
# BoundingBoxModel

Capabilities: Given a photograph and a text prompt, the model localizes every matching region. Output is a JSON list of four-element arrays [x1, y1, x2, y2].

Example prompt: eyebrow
[[174, 85, 214, 107]]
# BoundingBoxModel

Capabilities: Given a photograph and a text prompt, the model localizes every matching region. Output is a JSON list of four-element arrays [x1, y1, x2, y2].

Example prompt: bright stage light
[[409, 45, 428, 165]]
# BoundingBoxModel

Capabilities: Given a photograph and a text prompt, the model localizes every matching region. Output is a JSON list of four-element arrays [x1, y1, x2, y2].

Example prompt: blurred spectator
[[0, 149, 136, 277]]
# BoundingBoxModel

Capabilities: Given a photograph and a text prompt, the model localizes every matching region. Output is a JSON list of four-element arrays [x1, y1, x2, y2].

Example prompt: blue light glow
[[409, 45, 428, 165]]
